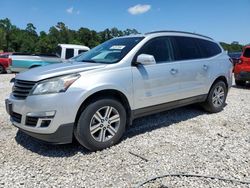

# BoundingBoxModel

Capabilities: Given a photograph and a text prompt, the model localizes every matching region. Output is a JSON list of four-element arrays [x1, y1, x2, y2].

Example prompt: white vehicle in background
[[57, 44, 90, 60], [9, 44, 90, 73]]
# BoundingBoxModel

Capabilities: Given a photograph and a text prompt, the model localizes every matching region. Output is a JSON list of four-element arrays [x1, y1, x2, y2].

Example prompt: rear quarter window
[[196, 38, 222, 58], [243, 48, 250, 58]]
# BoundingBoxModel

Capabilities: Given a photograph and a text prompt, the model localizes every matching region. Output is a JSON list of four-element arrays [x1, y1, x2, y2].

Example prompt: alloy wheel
[[89, 106, 120, 142]]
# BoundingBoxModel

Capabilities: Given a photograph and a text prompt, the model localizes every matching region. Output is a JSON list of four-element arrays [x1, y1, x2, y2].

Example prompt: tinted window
[[173, 36, 201, 60], [243, 48, 250, 58], [196, 38, 222, 58], [65, 48, 74, 59], [138, 37, 173, 63], [78, 50, 87, 55]]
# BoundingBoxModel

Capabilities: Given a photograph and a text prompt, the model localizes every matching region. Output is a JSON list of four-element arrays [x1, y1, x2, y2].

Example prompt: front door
[[132, 37, 181, 109]]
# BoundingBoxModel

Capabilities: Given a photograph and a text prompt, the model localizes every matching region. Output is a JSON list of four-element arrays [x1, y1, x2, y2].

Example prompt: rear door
[[132, 36, 181, 109], [172, 36, 209, 98]]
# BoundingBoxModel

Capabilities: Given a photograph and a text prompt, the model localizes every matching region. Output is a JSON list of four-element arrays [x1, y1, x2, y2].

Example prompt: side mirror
[[136, 54, 156, 65]]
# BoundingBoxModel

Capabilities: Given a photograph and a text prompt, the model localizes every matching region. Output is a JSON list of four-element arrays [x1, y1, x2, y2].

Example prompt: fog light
[[40, 120, 51, 127], [26, 111, 56, 118]]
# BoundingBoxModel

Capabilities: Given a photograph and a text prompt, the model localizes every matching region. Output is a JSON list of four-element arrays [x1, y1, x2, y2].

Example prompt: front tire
[[74, 98, 126, 151], [203, 81, 227, 113]]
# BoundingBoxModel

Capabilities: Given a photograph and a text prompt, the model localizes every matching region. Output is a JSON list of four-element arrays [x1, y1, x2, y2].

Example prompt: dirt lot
[[0, 74, 250, 188]]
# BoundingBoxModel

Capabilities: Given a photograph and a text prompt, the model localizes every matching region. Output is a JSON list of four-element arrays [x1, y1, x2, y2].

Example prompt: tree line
[[0, 18, 139, 54], [0, 18, 246, 54]]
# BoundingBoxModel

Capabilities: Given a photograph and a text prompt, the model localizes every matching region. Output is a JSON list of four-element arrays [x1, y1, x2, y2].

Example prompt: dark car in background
[[228, 52, 242, 67]]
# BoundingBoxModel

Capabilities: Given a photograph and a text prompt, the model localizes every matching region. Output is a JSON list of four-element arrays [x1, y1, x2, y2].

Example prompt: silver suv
[[5, 31, 233, 151]]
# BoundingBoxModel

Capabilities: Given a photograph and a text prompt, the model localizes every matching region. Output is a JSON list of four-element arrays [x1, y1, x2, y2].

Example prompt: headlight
[[31, 74, 80, 95]]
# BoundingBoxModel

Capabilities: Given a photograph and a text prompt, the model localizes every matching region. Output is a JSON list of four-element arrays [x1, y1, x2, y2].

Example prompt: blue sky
[[0, 0, 249, 44]]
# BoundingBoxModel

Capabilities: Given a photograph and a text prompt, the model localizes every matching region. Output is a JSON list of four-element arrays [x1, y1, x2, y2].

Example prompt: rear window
[[243, 48, 250, 58], [173, 36, 202, 60], [196, 39, 222, 58]]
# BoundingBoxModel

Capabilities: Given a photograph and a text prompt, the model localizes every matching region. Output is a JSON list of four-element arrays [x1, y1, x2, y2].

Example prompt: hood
[[15, 61, 106, 81]]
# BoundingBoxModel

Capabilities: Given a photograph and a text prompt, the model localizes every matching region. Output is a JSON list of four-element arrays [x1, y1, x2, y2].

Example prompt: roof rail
[[145, 30, 213, 40]]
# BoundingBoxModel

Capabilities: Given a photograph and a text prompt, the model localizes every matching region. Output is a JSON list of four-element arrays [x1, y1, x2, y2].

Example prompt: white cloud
[[128, 4, 151, 15], [66, 7, 74, 14]]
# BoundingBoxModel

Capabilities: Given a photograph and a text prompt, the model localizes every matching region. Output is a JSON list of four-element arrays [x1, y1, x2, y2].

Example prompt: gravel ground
[[0, 74, 250, 188]]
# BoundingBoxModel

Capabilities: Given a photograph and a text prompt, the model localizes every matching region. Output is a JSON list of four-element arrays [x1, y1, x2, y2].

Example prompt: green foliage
[[220, 42, 244, 52], [0, 18, 140, 54]]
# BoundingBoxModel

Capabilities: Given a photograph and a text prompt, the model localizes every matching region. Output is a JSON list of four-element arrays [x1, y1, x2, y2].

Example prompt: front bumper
[[235, 71, 250, 81], [5, 90, 83, 143], [17, 123, 74, 144]]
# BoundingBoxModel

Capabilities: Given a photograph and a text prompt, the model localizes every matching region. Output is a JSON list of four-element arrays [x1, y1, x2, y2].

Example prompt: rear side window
[[173, 36, 202, 60], [196, 38, 222, 58], [138, 37, 173, 63], [65, 48, 74, 59], [243, 48, 250, 58]]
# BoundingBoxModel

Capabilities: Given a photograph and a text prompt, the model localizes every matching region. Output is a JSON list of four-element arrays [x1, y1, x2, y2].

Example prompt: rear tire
[[235, 79, 245, 86], [74, 98, 126, 151], [203, 81, 227, 113]]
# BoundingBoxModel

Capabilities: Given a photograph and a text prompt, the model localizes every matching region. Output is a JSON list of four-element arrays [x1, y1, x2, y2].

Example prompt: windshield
[[73, 37, 144, 64]]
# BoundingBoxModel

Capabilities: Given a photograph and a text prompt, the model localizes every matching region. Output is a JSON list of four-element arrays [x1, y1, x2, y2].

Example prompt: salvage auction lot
[[0, 74, 250, 188]]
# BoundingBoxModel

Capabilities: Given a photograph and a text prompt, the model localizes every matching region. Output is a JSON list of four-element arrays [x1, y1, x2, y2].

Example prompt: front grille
[[12, 80, 36, 99], [11, 112, 22, 123], [25, 116, 38, 127]]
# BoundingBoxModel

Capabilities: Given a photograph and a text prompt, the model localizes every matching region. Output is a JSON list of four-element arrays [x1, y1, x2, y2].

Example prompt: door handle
[[170, 68, 178, 75], [203, 65, 208, 71]]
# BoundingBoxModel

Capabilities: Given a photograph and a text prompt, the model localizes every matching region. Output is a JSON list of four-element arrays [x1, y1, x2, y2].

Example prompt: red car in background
[[0, 53, 12, 74], [234, 46, 250, 86]]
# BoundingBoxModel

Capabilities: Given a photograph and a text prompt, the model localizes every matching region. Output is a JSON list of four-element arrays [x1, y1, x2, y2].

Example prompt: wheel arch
[[211, 75, 228, 89], [74, 89, 132, 130]]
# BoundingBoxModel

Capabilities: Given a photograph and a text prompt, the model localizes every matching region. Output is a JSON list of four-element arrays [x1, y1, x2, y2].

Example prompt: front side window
[[173, 36, 202, 60], [74, 37, 144, 64], [243, 48, 250, 58], [138, 37, 174, 63]]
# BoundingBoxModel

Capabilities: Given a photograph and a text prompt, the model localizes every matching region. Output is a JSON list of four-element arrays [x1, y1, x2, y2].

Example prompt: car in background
[[228, 52, 242, 66], [10, 44, 90, 73], [0, 52, 12, 74], [10, 53, 62, 73], [234, 46, 250, 86], [56, 44, 90, 60]]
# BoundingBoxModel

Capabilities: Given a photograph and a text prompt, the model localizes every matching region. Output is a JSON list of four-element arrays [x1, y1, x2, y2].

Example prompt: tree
[[0, 18, 14, 51]]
